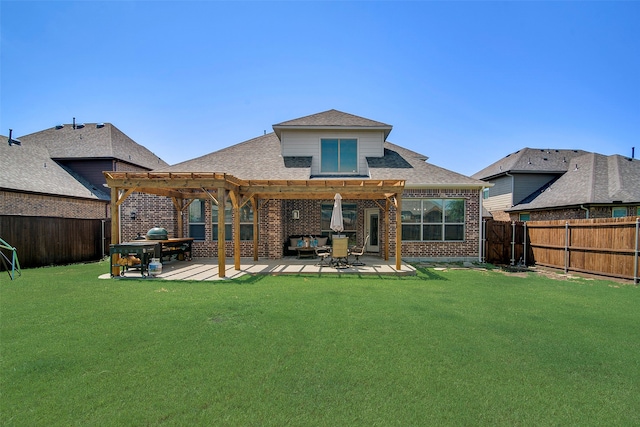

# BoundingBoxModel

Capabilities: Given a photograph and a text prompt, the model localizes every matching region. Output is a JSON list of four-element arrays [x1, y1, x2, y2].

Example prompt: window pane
[[211, 204, 232, 224], [342, 203, 357, 231], [402, 200, 422, 223], [612, 207, 626, 218], [519, 213, 530, 221], [402, 224, 421, 241], [189, 200, 205, 222], [424, 200, 443, 223], [444, 225, 464, 241], [444, 199, 464, 223], [212, 224, 233, 241], [189, 224, 205, 241], [321, 139, 339, 172], [240, 224, 253, 241], [424, 224, 442, 240], [239, 205, 253, 222], [340, 139, 357, 172], [321, 203, 332, 230]]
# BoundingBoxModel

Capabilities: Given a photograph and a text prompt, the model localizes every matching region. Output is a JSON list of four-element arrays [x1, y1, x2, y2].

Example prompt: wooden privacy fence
[[483, 220, 533, 267], [527, 217, 639, 283], [484, 217, 640, 283], [0, 215, 111, 270]]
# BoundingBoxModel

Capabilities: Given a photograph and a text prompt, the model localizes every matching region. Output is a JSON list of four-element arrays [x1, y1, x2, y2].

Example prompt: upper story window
[[321, 138, 357, 173], [482, 188, 489, 199]]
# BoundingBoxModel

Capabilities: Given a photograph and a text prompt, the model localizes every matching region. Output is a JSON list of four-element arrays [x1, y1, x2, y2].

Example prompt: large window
[[188, 200, 206, 241], [321, 202, 357, 245], [321, 138, 357, 173], [212, 203, 254, 241], [401, 199, 465, 241]]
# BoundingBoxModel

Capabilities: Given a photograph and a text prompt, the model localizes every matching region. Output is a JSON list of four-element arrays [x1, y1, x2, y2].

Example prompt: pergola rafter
[[104, 171, 405, 278]]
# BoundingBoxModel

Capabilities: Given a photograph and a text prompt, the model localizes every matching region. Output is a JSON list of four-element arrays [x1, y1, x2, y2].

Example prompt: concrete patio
[[100, 255, 416, 281]]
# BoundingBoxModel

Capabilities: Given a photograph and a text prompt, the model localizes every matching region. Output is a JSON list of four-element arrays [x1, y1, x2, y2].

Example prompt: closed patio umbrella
[[330, 193, 344, 234]]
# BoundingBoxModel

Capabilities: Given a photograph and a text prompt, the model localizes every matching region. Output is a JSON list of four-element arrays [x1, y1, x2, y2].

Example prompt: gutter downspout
[[580, 205, 589, 219]]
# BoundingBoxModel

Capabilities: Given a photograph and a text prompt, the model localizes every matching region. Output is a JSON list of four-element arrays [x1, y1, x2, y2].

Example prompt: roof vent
[[8, 129, 22, 146], [76, 123, 85, 129], [96, 123, 105, 129], [55, 124, 64, 130]]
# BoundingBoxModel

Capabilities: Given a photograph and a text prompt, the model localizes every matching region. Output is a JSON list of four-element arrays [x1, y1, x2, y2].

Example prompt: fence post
[[635, 217, 639, 285], [481, 219, 486, 263], [523, 221, 528, 266], [511, 221, 516, 266], [564, 221, 569, 274]]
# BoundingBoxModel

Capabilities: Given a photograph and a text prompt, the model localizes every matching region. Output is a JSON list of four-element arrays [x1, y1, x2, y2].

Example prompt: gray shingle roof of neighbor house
[[472, 147, 591, 180], [159, 111, 487, 188], [0, 136, 109, 200], [272, 109, 393, 140], [508, 153, 640, 212], [17, 123, 169, 170]]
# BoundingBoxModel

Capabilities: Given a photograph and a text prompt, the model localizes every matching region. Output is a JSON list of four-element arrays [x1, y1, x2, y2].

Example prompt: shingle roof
[[273, 109, 393, 140], [18, 123, 168, 170], [159, 133, 314, 180], [472, 147, 590, 180], [508, 153, 640, 211], [157, 131, 487, 188], [372, 143, 487, 187], [0, 137, 109, 200]]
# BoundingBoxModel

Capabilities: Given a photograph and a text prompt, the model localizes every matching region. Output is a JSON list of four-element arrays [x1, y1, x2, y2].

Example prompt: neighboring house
[[109, 110, 489, 263], [472, 147, 640, 221], [1, 122, 169, 220]]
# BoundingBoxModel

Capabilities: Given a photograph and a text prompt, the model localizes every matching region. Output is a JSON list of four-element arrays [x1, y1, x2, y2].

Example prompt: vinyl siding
[[484, 194, 512, 212], [280, 129, 385, 176], [488, 175, 512, 197], [513, 173, 557, 204]]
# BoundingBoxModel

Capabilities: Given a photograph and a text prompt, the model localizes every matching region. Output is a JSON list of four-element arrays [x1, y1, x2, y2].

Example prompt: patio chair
[[315, 245, 331, 266], [350, 234, 369, 266], [330, 237, 350, 269]]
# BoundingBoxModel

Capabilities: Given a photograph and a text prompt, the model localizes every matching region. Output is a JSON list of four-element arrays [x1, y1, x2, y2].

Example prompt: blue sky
[[1, 1, 638, 176]]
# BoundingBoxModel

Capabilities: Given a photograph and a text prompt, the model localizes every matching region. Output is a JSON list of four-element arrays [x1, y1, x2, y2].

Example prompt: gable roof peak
[[272, 109, 392, 140]]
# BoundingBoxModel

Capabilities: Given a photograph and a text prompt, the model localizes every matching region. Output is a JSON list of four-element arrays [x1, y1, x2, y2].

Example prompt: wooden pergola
[[104, 172, 406, 277]]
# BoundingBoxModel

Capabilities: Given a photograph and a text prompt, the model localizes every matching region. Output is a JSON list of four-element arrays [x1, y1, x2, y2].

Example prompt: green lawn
[[1, 261, 639, 426]]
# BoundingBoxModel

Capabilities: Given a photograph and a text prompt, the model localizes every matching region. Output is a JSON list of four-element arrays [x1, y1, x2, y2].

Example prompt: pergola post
[[229, 190, 241, 271], [251, 197, 259, 261], [395, 195, 402, 270], [217, 187, 226, 278], [384, 198, 390, 261], [110, 186, 120, 276]]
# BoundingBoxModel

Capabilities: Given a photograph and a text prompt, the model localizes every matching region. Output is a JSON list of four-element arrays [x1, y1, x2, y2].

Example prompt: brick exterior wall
[[400, 188, 480, 261], [119, 193, 177, 242], [127, 188, 482, 261], [0, 190, 109, 219]]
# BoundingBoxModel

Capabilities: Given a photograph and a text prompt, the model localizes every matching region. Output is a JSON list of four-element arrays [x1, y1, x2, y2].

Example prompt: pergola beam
[[103, 171, 406, 272]]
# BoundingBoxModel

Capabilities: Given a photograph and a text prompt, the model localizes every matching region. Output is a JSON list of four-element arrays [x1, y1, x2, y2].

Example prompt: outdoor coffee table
[[296, 247, 316, 259]]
